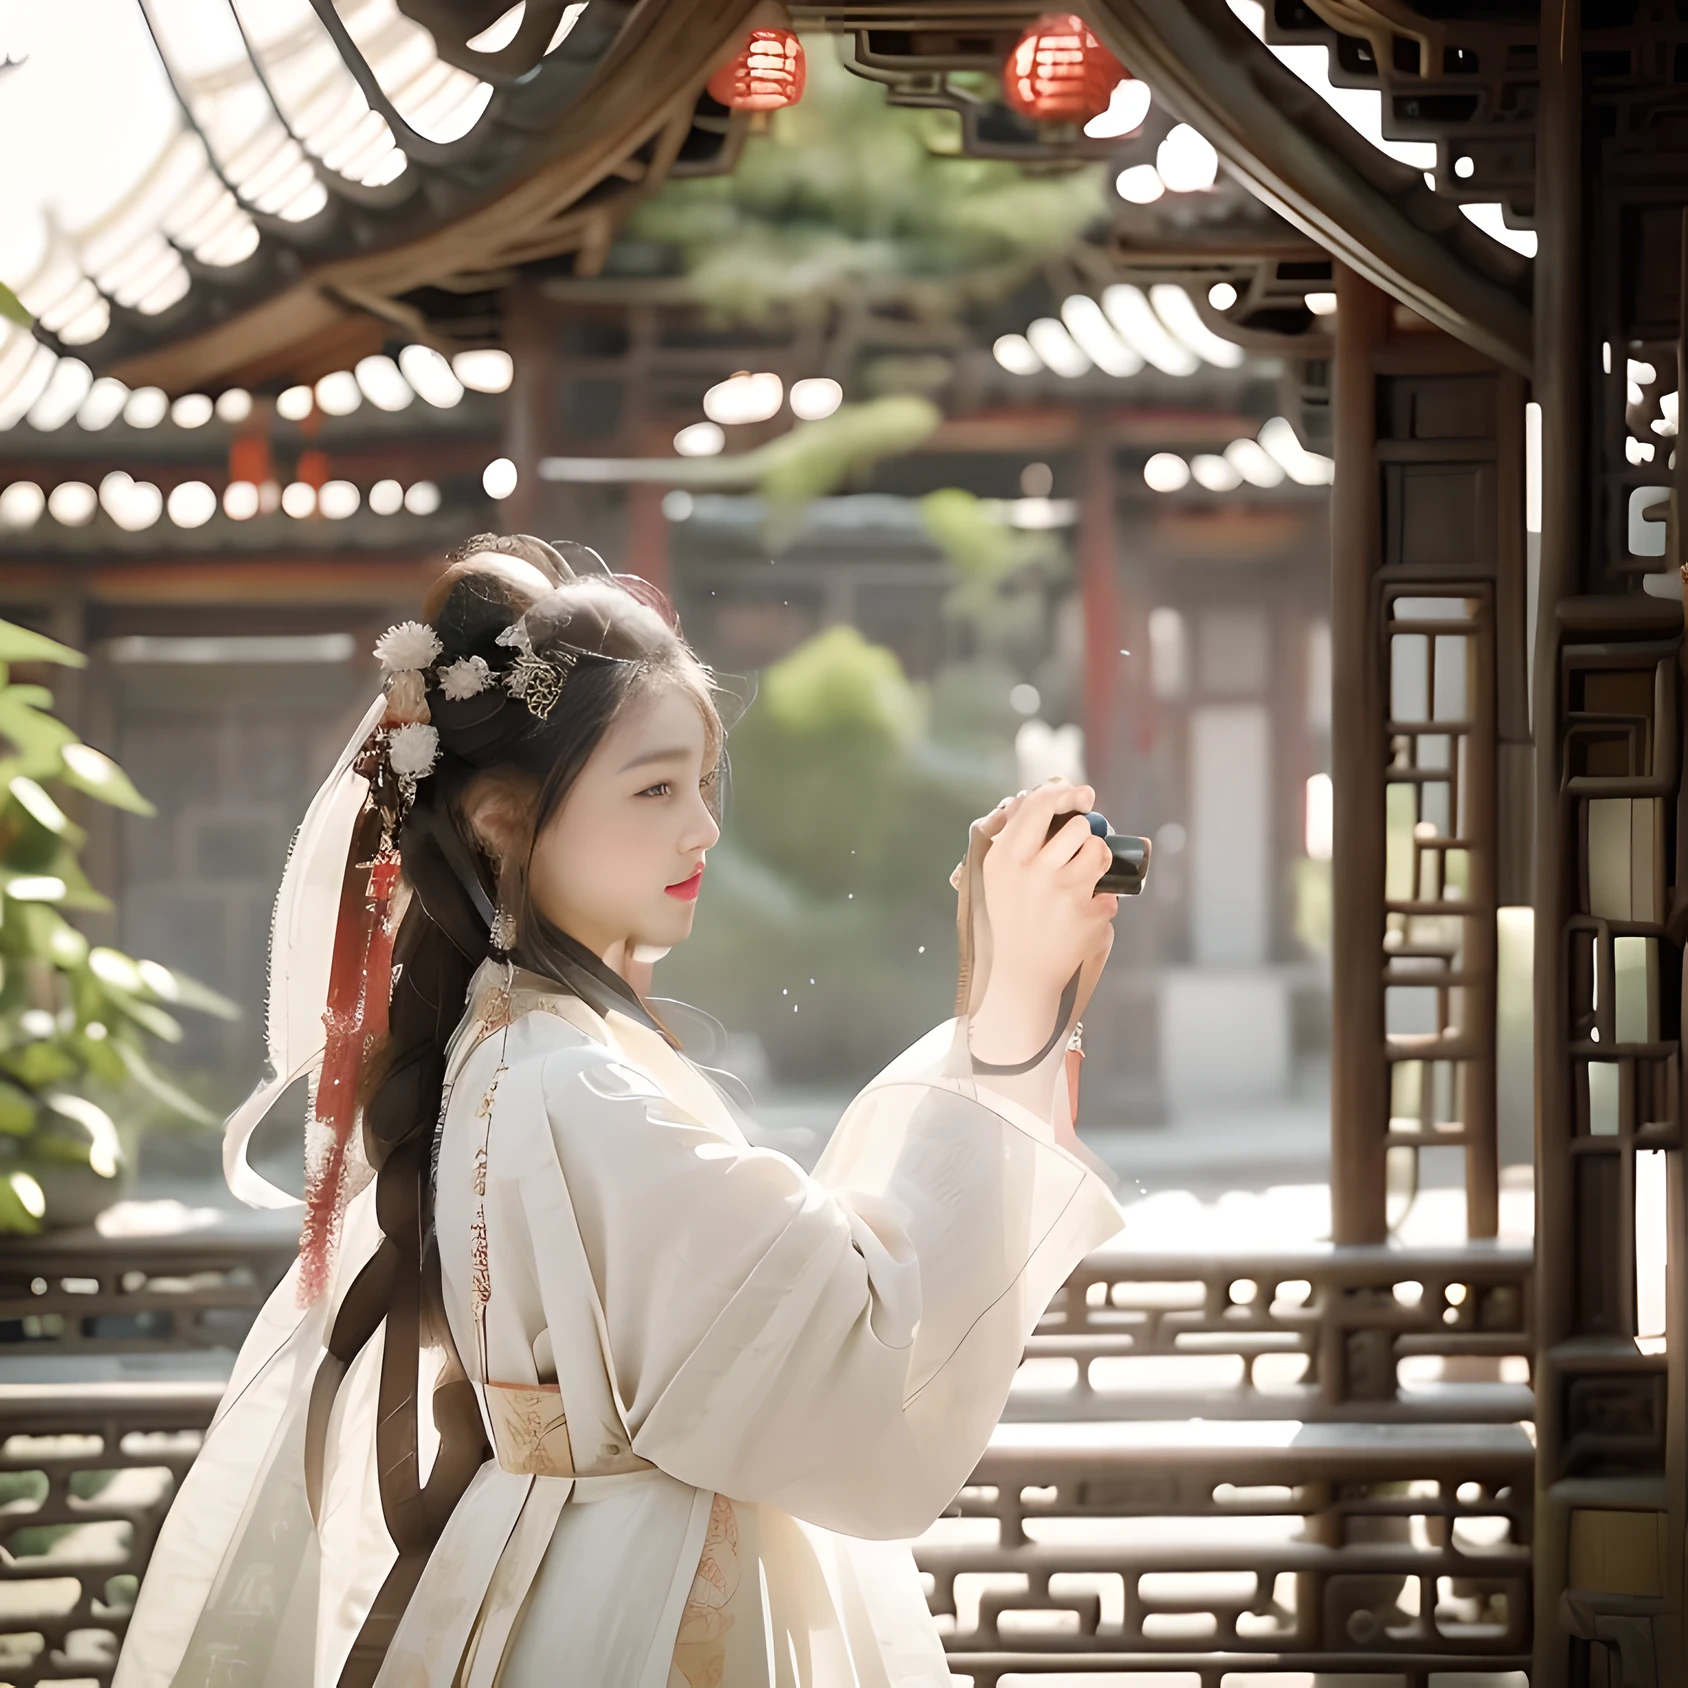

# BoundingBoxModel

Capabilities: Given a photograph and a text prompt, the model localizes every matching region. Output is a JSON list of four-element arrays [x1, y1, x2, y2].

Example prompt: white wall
[[1190, 702, 1271, 966]]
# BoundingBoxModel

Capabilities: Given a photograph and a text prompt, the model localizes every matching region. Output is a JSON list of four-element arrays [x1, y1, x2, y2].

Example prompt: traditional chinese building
[[0, 3, 1676, 1684]]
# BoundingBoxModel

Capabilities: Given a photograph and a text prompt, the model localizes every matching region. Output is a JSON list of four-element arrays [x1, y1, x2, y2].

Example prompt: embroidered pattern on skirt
[[671, 1493, 739, 1688]]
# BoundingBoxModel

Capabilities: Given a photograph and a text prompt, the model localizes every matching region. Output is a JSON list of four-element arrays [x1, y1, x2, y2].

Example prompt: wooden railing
[[0, 1228, 1534, 1687], [927, 1240, 1534, 1685]]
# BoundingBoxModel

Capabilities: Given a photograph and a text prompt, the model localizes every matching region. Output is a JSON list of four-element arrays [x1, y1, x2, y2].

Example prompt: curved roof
[[0, 0, 1541, 413], [0, 0, 760, 395]]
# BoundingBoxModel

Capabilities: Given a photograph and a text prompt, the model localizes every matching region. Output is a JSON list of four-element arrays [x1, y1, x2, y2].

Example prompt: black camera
[[1046, 810, 1151, 896]]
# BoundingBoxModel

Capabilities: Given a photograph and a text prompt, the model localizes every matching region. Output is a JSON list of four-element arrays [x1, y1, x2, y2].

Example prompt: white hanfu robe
[[116, 961, 1120, 1688]]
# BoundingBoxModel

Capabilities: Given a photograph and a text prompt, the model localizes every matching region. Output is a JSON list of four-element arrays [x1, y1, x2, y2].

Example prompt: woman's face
[[527, 678, 720, 966]]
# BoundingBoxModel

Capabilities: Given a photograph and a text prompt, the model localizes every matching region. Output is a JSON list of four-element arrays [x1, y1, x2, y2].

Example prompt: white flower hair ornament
[[375, 620, 440, 733], [374, 621, 443, 673], [371, 621, 444, 806], [438, 655, 492, 700], [387, 721, 441, 780]]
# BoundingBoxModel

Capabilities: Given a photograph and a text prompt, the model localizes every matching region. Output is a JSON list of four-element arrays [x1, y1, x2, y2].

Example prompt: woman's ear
[[460, 768, 540, 883]]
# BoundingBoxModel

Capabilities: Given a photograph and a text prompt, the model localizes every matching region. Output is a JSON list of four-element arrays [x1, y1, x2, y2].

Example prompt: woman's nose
[[683, 791, 721, 852]]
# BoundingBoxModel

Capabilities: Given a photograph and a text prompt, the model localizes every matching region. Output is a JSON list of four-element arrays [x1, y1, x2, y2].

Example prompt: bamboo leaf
[[0, 1081, 34, 1135], [0, 618, 83, 667], [114, 1041, 217, 1126], [55, 742, 154, 815], [136, 958, 240, 1021], [116, 997, 184, 1044], [0, 1041, 75, 1087], [0, 1173, 42, 1235]]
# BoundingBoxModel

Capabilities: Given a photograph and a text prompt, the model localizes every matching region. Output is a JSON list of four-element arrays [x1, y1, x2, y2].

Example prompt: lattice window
[[1381, 587, 1498, 1232]]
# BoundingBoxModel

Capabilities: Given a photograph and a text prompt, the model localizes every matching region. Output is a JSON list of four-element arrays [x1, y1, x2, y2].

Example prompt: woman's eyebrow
[[617, 746, 692, 774]]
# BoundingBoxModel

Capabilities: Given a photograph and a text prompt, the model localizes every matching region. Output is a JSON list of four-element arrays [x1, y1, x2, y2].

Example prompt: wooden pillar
[[1079, 424, 1121, 804], [626, 481, 671, 601], [502, 285, 555, 536], [1531, 7, 1580, 1683], [1330, 266, 1392, 1246], [1532, 0, 1688, 1676]]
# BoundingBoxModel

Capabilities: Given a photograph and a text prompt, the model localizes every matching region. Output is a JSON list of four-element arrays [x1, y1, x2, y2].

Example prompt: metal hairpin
[[505, 649, 577, 720]]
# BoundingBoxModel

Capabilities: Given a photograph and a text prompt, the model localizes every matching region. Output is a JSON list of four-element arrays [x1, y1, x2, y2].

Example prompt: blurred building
[[0, 294, 1332, 1135], [13, 3, 1675, 1683], [0, 3, 1339, 1134]]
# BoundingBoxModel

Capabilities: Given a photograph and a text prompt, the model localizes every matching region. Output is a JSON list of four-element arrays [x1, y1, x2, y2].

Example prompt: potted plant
[[0, 617, 235, 1231]]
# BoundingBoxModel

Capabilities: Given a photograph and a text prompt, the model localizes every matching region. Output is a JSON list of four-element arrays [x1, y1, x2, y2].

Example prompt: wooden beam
[[104, 1, 770, 394], [0, 436, 499, 493], [928, 406, 1268, 453], [1086, 0, 1534, 377], [0, 557, 436, 607]]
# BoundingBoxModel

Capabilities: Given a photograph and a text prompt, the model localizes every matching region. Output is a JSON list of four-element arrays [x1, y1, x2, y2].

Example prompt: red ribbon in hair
[[297, 797, 401, 1307]]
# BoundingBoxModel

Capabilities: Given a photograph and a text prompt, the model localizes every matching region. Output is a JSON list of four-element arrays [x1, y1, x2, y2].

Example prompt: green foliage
[[727, 626, 923, 897], [920, 487, 1073, 690], [754, 397, 941, 507], [666, 627, 1006, 1079], [622, 49, 1103, 1078], [626, 39, 1106, 318], [0, 283, 30, 330], [921, 487, 1019, 582], [0, 618, 236, 1232], [665, 492, 1084, 1080], [1292, 857, 1331, 953]]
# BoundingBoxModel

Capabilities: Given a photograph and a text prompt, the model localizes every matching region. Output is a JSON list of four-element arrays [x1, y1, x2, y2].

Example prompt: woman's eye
[[638, 781, 672, 798]]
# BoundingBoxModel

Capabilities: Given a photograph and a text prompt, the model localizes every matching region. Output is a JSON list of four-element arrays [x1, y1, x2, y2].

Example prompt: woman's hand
[[964, 779, 1117, 1068]]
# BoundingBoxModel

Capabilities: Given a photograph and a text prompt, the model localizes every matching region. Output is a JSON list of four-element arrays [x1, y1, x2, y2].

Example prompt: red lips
[[665, 865, 705, 901]]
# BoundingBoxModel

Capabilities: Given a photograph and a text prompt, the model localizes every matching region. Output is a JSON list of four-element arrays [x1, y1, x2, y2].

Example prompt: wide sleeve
[[531, 1022, 1120, 1540]]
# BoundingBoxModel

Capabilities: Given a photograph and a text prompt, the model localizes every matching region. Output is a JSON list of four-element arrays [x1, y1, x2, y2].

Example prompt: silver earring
[[489, 909, 517, 953]]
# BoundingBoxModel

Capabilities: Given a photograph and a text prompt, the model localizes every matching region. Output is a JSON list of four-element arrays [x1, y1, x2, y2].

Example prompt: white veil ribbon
[[118, 692, 402, 1688], [222, 694, 387, 1210]]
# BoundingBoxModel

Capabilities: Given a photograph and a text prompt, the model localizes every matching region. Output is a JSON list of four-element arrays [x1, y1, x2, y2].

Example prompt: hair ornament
[[438, 654, 492, 700], [371, 619, 446, 811], [494, 619, 534, 657], [505, 647, 577, 720], [387, 720, 441, 780], [384, 669, 430, 724], [374, 620, 443, 673]]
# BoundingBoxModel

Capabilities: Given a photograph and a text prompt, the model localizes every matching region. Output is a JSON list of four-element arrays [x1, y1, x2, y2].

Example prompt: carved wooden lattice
[[1332, 299, 1528, 1250], [927, 1428, 1532, 1685], [1530, 5, 1688, 1684], [1382, 579, 1500, 1236], [0, 1234, 1539, 1688]]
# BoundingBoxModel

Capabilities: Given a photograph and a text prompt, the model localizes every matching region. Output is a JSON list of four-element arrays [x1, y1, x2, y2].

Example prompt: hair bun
[[428, 557, 553, 662]]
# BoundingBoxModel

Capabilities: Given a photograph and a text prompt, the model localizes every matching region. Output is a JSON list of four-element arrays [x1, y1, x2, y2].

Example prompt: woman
[[115, 535, 1122, 1688]]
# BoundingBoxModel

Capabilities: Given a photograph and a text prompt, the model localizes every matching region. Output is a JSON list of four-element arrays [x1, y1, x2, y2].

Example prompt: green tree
[[626, 41, 1106, 320], [0, 619, 235, 1231], [664, 626, 1005, 1080]]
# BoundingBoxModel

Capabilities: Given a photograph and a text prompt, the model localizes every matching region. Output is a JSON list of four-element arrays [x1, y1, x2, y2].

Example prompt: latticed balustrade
[[0, 1228, 1533, 1687]]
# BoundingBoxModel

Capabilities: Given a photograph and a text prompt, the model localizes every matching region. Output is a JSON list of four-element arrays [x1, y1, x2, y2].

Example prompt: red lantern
[[1003, 12, 1126, 124], [707, 28, 806, 112]]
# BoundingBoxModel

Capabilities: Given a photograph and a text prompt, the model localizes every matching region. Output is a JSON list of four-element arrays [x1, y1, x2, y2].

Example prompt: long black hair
[[312, 535, 721, 1687]]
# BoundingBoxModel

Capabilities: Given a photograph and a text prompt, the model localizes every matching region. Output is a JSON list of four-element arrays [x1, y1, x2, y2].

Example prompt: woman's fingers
[[998, 779, 1094, 861], [1059, 831, 1114, 886], [1043, 810, 1098, 868]]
